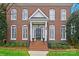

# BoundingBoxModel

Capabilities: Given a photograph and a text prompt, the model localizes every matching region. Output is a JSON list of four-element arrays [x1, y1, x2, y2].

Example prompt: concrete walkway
[[28, 51, 48, 56]]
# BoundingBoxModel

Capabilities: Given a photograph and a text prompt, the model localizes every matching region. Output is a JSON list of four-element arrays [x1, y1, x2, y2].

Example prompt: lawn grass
[[47, 49, 79, 56], [0, 47, 30, 56]]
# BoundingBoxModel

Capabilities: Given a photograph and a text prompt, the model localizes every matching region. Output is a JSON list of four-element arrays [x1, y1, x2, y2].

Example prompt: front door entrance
[[36, 28, 41, 40], [31, 22, 47, 41]]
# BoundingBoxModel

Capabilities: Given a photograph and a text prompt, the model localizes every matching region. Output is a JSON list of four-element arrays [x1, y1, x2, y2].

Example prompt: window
[[22, 25, 28, 40], [11, 9, 17, 20], [61, 9, 66, 20], [49, 9, 55, 20], [71, 24, 76, 35], [11, 25, 16, 40], [61, 25, 66, 40], [49, 25, 55, 40], [22, 9, 28, 20]]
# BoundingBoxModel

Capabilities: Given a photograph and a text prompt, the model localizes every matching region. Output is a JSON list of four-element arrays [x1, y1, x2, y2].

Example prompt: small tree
[[66, 10, 79, 46], [0, 4, 10, 42]]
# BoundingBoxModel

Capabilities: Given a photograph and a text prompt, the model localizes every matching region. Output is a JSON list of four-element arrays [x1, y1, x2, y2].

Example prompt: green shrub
[[48, 40, 70, 49], [0, 42, 5, 46], [16, 42, 23, 47], [51, 44, 57, 48], [74, 43, 79, 49], [4, 43, 10, 47], [48, 40, 57, 48], [59, 44, 70, 49], [16, 41, 30, 47], [26, 41, 30, 47], [59, 40, 68, 45], [0, 41, 30, 47], [22, 42, 27, 47], [10, 42, 17, 47]]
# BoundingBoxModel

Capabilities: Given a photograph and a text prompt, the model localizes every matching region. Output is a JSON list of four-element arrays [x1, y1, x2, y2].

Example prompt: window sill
[[22, 38, 28, 40], [11, 38, 16, 40], [61, 39, 66, 40]]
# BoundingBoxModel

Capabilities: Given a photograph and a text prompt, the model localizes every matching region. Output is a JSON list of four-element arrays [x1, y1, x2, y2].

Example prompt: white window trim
[[11, 9, 17, 20], [22, 25, 28, 40], [49, 25, 55, 40], [49, 9, 55, 21], [61, 9, 66, 21], [61, 25, 66, 40], [22, 9, 28, 20], [11, 25, 16, 40]]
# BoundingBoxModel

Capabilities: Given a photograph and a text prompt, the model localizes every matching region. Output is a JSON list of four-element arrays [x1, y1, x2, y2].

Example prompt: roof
[[12, 3, 73, 7]]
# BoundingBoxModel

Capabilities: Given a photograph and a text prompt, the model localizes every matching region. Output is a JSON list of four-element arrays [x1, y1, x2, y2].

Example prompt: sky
[[71, 3, 79, 13]]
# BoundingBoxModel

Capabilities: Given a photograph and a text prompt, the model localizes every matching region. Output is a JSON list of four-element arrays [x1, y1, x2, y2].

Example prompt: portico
[[29, 8, 48, 41], [30, 20, 47, 41]]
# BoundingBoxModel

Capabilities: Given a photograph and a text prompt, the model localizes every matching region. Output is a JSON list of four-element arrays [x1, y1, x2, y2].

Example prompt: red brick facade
[[6, 3, 72, 42]]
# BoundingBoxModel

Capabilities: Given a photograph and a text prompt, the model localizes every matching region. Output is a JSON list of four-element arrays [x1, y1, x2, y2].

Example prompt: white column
[[45, 21, 47, 41], [30, 21, 32, 41], [33, 26, 36, 41]]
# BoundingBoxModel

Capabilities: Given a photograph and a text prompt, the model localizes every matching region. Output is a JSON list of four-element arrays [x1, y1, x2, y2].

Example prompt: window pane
[[49, 25, 55, 40], [22, 26, 27, 38], [61, 26, 66, 39], [51, 29, 54, 38], [49, 9, 55, 20], [11, 9, 17, 20], [22, 9, 28, 20], [12, 26, 16, 38], [61, 9, 66, 20]]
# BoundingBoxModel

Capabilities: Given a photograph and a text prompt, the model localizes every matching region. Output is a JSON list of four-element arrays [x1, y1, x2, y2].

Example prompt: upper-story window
[[61, 9, 66, 21], [49, 9, 55, 20], [11, 9, 17, 20], [22, 9, 28, 20]]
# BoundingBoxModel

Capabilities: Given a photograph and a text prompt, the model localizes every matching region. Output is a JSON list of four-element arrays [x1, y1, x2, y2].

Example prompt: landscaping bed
[[47, 49, 79, 56], [48, 40, 71, 49], [0, 47, 30, 56]]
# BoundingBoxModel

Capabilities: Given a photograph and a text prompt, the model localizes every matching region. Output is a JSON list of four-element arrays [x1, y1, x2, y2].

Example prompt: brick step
[[29, 41, 48, 51]]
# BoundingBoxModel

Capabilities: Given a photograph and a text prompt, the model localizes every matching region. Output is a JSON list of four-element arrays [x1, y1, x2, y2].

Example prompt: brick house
[[6, 3, 72, 50]]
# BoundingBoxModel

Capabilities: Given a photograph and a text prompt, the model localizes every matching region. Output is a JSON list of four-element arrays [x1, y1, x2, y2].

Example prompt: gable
[[32, 11, 45, 17], [29, 8, 48, 19]]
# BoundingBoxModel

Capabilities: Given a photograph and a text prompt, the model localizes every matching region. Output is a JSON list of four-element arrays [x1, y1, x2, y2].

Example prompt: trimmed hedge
[[0, 41, 30, 47], [48, 40, 70, 49], [0, 42, 5, 46]]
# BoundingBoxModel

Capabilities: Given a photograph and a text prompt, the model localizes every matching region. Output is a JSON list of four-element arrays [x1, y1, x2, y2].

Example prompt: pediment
[[29, 8, 48, 19]]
